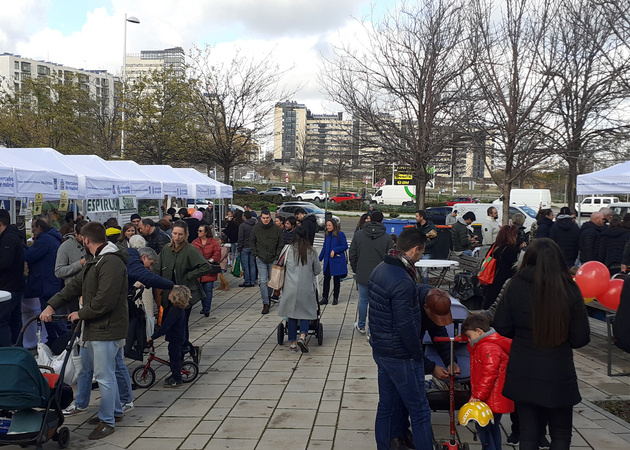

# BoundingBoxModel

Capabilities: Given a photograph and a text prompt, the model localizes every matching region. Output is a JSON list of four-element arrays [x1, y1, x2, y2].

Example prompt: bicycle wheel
[[132, 366, 156, 389], [181, 361, 199, 383]]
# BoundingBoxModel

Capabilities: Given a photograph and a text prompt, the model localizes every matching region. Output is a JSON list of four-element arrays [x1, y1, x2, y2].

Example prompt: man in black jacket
[[295, 207, 318, 245], [139, 218, 170, 254], [0, 210, 25, 347], [579, 212, 603, 263]]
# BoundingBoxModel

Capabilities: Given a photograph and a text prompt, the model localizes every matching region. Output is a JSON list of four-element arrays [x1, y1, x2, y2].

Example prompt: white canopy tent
[[576, 161, 630, 195], [139, 165, 189, 198], [102, 160, 164, 199], [172, 168, 233, 199]]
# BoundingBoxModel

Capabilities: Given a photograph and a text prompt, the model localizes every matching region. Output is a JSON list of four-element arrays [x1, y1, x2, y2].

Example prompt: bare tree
[[468, 0, 559, 222], [326, 146, 352, 193], [188, 45, 295, 184], [544, 0, 630, 209], [320, 0, 471, 208], [291, 130, 317, 187]]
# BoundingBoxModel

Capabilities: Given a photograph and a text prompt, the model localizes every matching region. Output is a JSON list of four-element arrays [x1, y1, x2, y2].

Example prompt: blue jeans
[[477, 413, 502, 450], [462, 249, 473, 256], [241, 248, 256, 285], [0, 291, 22, 347], [287, 318, 310, 342], [85, 340, 124, 425], [115, 349, 133, 405], [357, 283, 369, 329], [420, 253, 431, 284], [373, 352, 432, 450], [256, 259, 273, 305], [201, 281, 214, 313], [41, 295, 68, 343]]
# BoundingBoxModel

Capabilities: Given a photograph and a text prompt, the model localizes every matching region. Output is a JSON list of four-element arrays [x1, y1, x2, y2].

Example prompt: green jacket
[[155, 241, 212, 306], [250, 221, 284, 264], [48, 242, 129, 341]]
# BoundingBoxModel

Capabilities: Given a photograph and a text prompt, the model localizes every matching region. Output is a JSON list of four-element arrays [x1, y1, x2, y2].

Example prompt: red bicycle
[[132, 345, 199, 388]]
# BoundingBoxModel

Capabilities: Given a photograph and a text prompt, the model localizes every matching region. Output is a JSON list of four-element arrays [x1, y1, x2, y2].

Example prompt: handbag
[[268, 246, 289, 291], [232, 257, 241, 277], [478, 244, 497, 286]]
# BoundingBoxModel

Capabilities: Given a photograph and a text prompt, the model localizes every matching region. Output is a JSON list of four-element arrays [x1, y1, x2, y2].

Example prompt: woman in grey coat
[[278, 226, 321, 353]]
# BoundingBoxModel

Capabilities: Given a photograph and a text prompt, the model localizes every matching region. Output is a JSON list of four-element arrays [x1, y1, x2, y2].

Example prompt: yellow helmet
[[458, 401, 495, 427]]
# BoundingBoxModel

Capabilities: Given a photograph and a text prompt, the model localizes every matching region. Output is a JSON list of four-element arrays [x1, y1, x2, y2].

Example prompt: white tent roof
[[0, 148, 81, 199], [172, 168, 233, 199], [576, 161, 630, 195], [139, 165, 189, 197], [0, 159, 17, 198]]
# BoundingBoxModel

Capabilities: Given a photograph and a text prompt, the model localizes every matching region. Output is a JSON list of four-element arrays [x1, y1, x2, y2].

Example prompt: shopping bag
[[232, 257, 242, 277], [51, 343, 82, 385], [267, 245, 289, 291], [478, 244, 497, 286]]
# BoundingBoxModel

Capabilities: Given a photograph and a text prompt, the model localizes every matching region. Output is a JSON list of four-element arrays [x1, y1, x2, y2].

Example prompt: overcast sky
[[0, 0, 394, 114]]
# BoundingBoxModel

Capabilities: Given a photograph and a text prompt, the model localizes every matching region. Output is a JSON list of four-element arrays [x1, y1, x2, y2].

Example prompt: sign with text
[[33, 193, 43, 216]]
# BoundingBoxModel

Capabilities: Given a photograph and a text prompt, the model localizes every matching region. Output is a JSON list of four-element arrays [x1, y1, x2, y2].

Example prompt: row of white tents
[[0, 148, 232, 201]]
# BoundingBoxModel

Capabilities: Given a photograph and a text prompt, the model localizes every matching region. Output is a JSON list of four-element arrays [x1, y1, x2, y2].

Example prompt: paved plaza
[[9, 272, 630, 449]]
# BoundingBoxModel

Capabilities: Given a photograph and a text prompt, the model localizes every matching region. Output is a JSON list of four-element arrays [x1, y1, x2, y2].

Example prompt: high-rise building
[[0, 52, 117, 113], [124, 47, 186, 82], [273, 101, 307, 164], [305, 111, 353, 163]]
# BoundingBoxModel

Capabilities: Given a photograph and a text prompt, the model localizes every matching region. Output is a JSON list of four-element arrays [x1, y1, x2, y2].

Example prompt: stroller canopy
[[0, 347, 50, 409]]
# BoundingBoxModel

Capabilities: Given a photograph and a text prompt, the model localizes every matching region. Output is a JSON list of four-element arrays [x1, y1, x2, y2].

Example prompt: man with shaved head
[[579, 211, 604, 264]]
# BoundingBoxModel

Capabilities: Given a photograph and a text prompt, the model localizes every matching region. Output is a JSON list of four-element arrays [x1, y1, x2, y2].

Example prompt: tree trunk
[[501, 182, 511, 225], [415, 169, 427, 209], [566, 159, 578, 212]]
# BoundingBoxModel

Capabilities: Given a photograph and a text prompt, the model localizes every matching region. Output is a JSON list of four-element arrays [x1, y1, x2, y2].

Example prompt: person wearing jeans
[[237, 211, 258, 287], [241, 248, 256, 286], [249, 211, 284, 314], [85, 340, 125, 424], [192, 225, 221, 317]]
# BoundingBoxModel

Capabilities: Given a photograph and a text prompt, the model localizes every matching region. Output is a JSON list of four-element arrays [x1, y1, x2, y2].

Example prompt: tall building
[[124, 47, 185, 82], [273, 101, 307, 164], [0, 52, 117, 113], [305, 111, 353, 163]]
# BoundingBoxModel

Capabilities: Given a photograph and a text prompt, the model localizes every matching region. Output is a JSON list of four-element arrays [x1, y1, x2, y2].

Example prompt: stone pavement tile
[[329, 364, 349, 374], [260, 359, 299, 372], [334, 429, 376, 450], [343, 377, 378, 394], [317, 399, 341, 413], [298, 354, 334, 365], [142, 417, 201, 438], [164, 398, 213, 417], [311, 425, 336, 441], [251, 371, 291, 385], [223, 384, 248, 397], [256, 428, 312, 450], [241, 383, 286, 400], [324, 380, 344, 390], [573, 410, 604, 429], [307, 440, 334, 449], [213, 417, 268, 439], [192, 419, 222, 435], [209, 359, 250, 372], [230, 399, 278, 418], [179, 382, 227, 399], [268, 408, 317, 429], [133, 389, 183, 407], [277, 391, 322, 409], [322, 389, 343, 401], [341, 392, 379, 410], [128, 437, 185, 450], [213, 395, 240, 409], [574, 426, 630, 448], [119, 406, 167, 426], [204, 438, 258, 449], [180, 434, 211, 449], [204, 407, 232, 421], [193, 370, 239, 385], [347, 365, 377, 379], [220, 350, 257, 360], [348, 355, 375, 367], [315, 411, 340, 426], [337, 408, 374, 430], [326, 371, 346, 381], [293, 364, 330, 378], [285, 377, 327, 392], [575, 403, 610, 421]]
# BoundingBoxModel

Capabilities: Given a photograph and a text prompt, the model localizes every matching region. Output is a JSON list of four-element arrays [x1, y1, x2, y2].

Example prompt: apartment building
[[273, 101, 307, 164], [124, 47, 185, 82]]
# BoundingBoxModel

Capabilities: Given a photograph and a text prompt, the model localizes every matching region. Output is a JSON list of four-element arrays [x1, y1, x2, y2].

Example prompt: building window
[[21, 62, 31, 72], [14, 61, 19, 70], [37, 65, 50, 76]]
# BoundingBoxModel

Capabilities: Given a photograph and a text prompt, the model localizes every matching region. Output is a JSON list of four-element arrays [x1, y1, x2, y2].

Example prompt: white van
[[575, 196, 619, 215], [371, 185, 416, 206], [508, 189, 551, 209], [454, 202, 538, 234]]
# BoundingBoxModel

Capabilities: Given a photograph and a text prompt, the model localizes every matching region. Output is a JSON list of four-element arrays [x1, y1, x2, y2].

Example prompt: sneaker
[[88, 416, 122, 425], [262, 304, 270, 314], [539, 436, 550, 448], [164, 378, 183, 388], [354, 322, 366, 335], [88, 422, 115, 440], [297, 336, 309, 353], [239, 282, 249, 287], [506, 433, 519, 445], [289, 344, 299, 353], [191, 345, 202, 364], [122, 402, 134, 413], [63, 404, 87, 416]]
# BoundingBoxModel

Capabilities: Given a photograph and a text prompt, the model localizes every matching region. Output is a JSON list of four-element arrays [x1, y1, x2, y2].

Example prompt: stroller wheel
[[57, 426, 70, 449], [132, 366, 156, 388], [277, 322, 285, 345], [317, 323, 323, 346], [181, 361, 199, 383]]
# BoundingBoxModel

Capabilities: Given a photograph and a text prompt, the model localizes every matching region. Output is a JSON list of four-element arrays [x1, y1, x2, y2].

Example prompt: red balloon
[[575, 261, 609, 298], [597, 279, 624, 310], [187, 208, 196, 216]]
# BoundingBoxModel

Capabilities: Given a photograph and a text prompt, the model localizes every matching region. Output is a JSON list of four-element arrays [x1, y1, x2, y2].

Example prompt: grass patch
[[593, 400, 630, 424]]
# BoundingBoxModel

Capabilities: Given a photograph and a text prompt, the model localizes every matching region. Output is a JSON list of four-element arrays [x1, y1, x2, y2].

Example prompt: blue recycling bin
[[382, 219, 416, 236]]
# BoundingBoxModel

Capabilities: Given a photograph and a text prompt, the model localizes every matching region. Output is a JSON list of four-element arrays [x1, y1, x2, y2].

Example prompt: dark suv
[[275, 202, 340, 230], [234, 186, 258, 195]]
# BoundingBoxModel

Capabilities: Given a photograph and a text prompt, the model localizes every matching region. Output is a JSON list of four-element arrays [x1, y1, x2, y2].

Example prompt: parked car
[[425, 206, 453, 226], [275, 201, 340, 230], [234, 186, 258, 195], [186, 198, 211, 206], [446, 196, 480, 206], [575, 196, 619, 215], [259, 187, 291, 198], [329, 192, 362, 203], [295, 189, 327, 202]]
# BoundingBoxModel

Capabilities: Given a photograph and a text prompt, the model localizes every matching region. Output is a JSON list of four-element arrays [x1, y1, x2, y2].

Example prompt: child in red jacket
[[462, 313, 514, 450]]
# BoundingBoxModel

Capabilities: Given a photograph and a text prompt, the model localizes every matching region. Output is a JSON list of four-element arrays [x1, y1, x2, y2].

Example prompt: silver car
[[275, 201, 340, 230]]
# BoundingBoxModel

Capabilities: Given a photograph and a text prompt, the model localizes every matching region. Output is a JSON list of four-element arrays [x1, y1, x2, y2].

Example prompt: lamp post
[[121, 13, 140, 158]]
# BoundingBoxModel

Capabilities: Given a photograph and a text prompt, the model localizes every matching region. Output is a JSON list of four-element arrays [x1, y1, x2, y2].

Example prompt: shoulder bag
[[478, 244, 497, 286], [268, 245, 289, 291]]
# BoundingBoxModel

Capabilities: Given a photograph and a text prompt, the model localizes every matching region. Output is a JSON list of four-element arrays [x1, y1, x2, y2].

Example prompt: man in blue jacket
[[368, 227, 431, 450]]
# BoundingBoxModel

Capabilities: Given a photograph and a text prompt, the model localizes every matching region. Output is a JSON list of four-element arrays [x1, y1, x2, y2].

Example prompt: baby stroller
[[0, 315, 79, 449], [276, 301, 324, 346]]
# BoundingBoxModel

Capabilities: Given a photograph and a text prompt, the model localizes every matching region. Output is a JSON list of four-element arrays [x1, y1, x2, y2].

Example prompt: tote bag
[[268, 246, 289, 291], [232, 257, 242, 277], [478, 244, 497, 286]]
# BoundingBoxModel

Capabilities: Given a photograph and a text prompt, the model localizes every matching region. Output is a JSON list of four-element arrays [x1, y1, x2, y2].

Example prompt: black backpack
[[449, 272, 483, 310]]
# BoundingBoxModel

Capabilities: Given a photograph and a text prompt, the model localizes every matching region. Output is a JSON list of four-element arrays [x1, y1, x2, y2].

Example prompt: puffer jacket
[[598, 226, 629, 269], [126, 248, 173, 293], [579, 220, 602, 263], [368, 255, 423, 361], [536, 216, 554, 239], [451, 217, 473, 252], [237, 218, 257, 252], [24, 226, 63, 299], [550, 216, 581, 266], [468, 329, 514, 414], [191, 237, 221, 282], [48, 242, 129, 341], [301, 214, 319, 245], [349, 222, 394, 285], [250, 220, 284, 264], [0, 224, 25, 292]]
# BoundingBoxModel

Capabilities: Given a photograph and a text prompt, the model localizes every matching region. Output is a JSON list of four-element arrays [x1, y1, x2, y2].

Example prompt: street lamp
[[121, 13, 140, 158]]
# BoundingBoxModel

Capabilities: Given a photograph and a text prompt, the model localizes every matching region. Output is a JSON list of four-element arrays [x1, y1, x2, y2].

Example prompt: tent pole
[[10, 197, 16, 224]]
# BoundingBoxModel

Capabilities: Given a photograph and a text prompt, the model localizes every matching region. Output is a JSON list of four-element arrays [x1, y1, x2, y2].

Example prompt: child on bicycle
[[462, 313, 514, 450], [147, 285, 191, 388]]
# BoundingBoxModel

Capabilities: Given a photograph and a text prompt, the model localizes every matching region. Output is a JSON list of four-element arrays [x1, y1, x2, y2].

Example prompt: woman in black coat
[[598, 215, 630, 276], [482, 225, 520, 309], [535, 209, 554, 239], [494, 238, 590, 450]]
